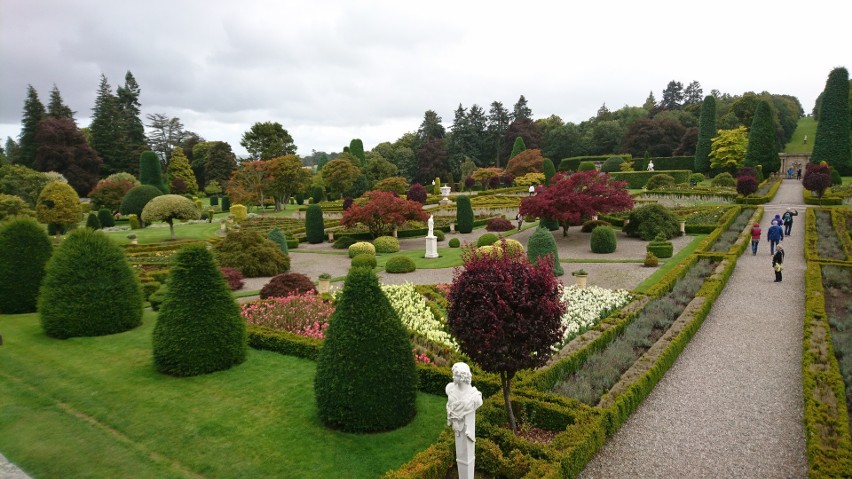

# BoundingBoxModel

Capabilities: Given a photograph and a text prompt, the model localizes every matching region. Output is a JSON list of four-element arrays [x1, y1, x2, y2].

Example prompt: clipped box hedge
[[609, 170, 692, 189], [558, 155, 631, 172]]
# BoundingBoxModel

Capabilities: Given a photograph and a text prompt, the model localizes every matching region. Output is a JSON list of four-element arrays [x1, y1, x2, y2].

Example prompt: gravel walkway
[[580, 179, 809, 478]]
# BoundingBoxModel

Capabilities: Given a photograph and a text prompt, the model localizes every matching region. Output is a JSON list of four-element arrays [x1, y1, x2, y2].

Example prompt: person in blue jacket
[[767, 220, 783, 255]]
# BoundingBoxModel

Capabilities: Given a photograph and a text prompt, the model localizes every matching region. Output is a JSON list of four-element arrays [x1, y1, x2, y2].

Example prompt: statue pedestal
[[425, 235, 439, 258], [454, 414, 476, 479], [440, 198, 452, 206]]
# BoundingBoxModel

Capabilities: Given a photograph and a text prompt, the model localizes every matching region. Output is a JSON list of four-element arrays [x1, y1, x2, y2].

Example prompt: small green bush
[[153, 245, 247, 377], [434, 229, 445, 241], [711, 172, 735, 187], [624, 203, 680, 240], [373, 235, 400, 253], [578, 161, 597, 172], [645, 174, 676, 190], [120, 185, 162, 221], [305, 204, 325, 244], [581, 219, 612, 233], [476, 233, 499, 247], [348, 241, 376, 258], [141, 281, 160, 302], [456, 195, 474, 233], [0, 217, 53, 314], [0, 194, 35, 221], [448, 237, 461, 248], [210, 195, 219, 206], [351, 253, 377, 269], [97, 208, 115, 228], [314, 267, 416, 432], [86, 212, 101, 230], [385, 255, 416, 273], [689, 173, 705, 185], [149, 283, 167, 311], [601, 156, 626, 173], [647, 237, 674, 258], [221, 195, 230, 212], [540, 217, 560, 231], [259, 272, 317, 299], [213, 230, 290, 277], [267, 227, 289, 254], [129, 214, 140, 229], [644, 251, 659, 267], [526, 227, 563, 276], [333, 236, 358, 249], [39, 229, 143, 338], [590, 226, 617, 253]]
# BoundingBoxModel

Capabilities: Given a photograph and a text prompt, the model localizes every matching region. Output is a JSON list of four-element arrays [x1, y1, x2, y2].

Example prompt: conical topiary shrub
[[305, 204, 325, 244], [152, 244, 247, 376], [267, 227, 288, 254], [314, 267, 417, 432], [0, 217, 53, 314], [527, 227, 564, 276], [139, 150, 168, 193], [456, 195, 474, 233], [97, 208, 115, 228], [39, 228, 143, 338], [86, 212, 101, 229]]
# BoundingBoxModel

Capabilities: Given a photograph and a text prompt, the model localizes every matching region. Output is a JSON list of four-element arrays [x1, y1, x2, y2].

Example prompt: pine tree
[[166, 147, 198, 193], [89, 74, 123, 175], [510, 136, 526, 159], [116, 71, 148, 175], [744, 100, 780, 173], [204, 141, 238, 187], [47, 84, 75, 120], [512, 95, 532, 120], [694, 95, 717, 173], [811, 67, 852, 174], [18, 85, 45, 167]]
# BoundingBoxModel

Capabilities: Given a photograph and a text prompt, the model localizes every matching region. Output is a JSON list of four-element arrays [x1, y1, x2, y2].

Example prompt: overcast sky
[[1, 0, 848, 158]]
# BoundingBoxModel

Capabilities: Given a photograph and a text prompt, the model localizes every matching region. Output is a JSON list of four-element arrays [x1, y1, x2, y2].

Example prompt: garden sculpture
[[446, 362, 483, 479]]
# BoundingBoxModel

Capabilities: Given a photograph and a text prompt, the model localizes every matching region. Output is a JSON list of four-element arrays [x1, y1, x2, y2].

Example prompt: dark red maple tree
[[341, 190, 428, 238], [519, 170, 633, 236]]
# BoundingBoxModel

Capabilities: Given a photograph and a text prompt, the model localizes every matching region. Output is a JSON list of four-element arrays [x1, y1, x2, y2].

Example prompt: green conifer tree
[[139, 150, 168, 193], [811, 67, 852, 174], [18, 85, 45, 168], [89, 75, 124, 176], [744, 100, 780, 173], [527, 227, 564, 275], [166, 147, 198, 193], [456, 195, 474, 233], [510, 136, 526, 160], [542, 157, 556, 185], [694, 95, 717, 173], [305, 204, 325, 244], [349, 138, 366, 166], [47, 84, 75, 120], [0, 217, 53, 314]]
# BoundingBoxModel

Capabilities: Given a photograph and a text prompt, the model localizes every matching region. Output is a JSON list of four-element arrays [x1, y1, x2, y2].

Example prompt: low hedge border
[[831, 208, 852, 261], [805, 208, 852, 265], [801, 263, 852, 477], [735, 178, 782, 204], [803, 189, 844, 205], [610, 170, 692, 189]]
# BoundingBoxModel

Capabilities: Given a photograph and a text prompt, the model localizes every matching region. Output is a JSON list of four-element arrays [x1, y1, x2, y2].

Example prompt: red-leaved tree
[[802, 162, 832, 199], [448, 245, 565, 433], [736, 175, 758, 196], [519, 170, 633, 236], [341, 190, 428, 238]]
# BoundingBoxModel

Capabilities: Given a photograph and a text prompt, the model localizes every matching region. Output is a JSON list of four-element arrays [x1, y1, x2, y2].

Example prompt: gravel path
[[580, 179, 809, 478]]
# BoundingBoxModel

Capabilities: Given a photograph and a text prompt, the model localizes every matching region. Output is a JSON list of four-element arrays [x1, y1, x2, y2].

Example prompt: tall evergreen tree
[[139, 150, 168, 193], [89, 75, 124, 175], [4, 137, 21, 165], [510, 136, 526, 159], [660, 80, 684, 110], [500, 118, 541, 166], [18, 85, 46, 168], [47, 84, 75, 120], [417, 110, 445, 142], [166, 147, 198, 193], [744, 100, 780, 173], [811, 67, 852, 174], [205, 141, 238, 187], [512, 95, 532, 120], [486, 101, 511, 166], [642, 91, 657, 111], [349, 138, 365, 166], [116, 71, 148, 174], [146, 113, 188, 168], [694, 95, 717, 173]]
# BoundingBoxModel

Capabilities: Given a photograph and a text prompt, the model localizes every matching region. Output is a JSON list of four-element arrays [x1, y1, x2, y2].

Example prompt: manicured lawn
[[101, 222, 221, 244], [375, 247, 464, 269], [784, 116, 816, 153], [633, 234, 706, 293], [0, 312, 447, 478]]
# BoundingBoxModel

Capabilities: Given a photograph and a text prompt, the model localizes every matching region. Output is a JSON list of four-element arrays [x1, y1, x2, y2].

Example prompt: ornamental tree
[[0, 217, 53, 313], [227, 160, 270, 210], [265, 154, 311, 211], [33, 117, 102, 196], [505, 148, 544, 178], [373, 176, 409, 195], [709, 126, 749, 174], [36, 181, 81, 238], [448, 246, 565, 433], [322, 158, 362, 199], [166, 147, 198, 193], [119, 185, 162, 226], [519, 170, 633, 236], [471, 167, 503, 189], [406, 183, 427, 204], [88, 179, 136, 211], [802, 162, 832, 199], [341, 190, 428, 238], [141, 194, 201, 240], [736, 175, 758, 196]]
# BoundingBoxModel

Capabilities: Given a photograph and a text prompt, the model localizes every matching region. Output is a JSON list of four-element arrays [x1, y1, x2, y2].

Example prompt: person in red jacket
[[750, 222, 761, 255]]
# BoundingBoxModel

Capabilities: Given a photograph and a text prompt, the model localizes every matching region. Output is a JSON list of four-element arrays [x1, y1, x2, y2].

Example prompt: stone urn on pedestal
[[440, 185, 452, 206], [317, 273, 331, 295], [572, 269, 588, 288]]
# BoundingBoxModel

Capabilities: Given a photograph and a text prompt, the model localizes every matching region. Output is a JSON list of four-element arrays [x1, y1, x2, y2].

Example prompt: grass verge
[[633, 234, 706, 293]]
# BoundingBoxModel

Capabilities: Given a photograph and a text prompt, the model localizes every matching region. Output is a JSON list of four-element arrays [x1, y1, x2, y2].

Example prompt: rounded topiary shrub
[[220, 267, 244, 290], [527, 227, 563, 276], [153, 245, 247, 376], [139, 150, 168, 193], [305, 204, 325, 244], [351, 253, 377, 269], [456, 195, 474, 234], [39, 228, 143, 338], [485, 217, 514, 232], [689, 173, 705, 185], [373, 236, 400, 253], [644, 251, 660, 267], [624, 204, 679, 241], [581, 219, 612, 233], [230, 204, 247, 222], [97, 208, 115, 228], [315, 267, 417, 432], [213, 230, 290, 277], [540, 217, 560, 231], [601, 156, 625, 173], [578, 161, 597, 172], [435, 229, 445, 241], [645, 174, 676, 190], [259, 272, 317, 299], [120, 185, 163, 221], [385, 255, 416, 273], [711, 172, 735, 188], [476, 233, 499, 247], [590, 226, 617, 254], [497, 238, 525, 256], [448, 237, 461, 248], [86, 212, 101, 230], [267, 227, 289, 254], [647, 236, 674, 258], [333, 236, 358, 249], [348, 241, 376, 258], [221, 195, 231, 212], [0, 217, 53, 314]]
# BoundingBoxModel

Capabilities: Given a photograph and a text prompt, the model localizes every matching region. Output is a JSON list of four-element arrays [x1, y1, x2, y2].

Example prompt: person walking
[[773, 214, 785, 237], [782, 208, 798, 236], [772, 244, 785, 282], [796, 168, 802, 180], [767, 220, 783, 255], [515, 212, 523, 231], [750, 222, 762, 255]]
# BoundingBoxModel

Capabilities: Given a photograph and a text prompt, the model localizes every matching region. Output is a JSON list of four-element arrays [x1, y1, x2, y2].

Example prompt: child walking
[[772, 245, 785, 282], [750, 223, 761, 255]]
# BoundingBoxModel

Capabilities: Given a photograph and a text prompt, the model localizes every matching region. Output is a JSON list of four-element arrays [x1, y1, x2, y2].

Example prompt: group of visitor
[[749, 208, 798, 283]]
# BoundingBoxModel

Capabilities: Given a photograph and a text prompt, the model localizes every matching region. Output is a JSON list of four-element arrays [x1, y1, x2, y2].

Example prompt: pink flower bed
[[241, 292, 334, 339]]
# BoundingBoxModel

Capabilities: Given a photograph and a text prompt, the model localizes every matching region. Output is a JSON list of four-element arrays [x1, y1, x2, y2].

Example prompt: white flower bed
[[560, 285, 633, 343], [381, 282, 458, 351]]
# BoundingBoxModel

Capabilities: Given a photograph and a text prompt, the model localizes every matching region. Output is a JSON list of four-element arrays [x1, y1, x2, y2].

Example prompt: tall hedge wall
[[610, 170, 691, 189]]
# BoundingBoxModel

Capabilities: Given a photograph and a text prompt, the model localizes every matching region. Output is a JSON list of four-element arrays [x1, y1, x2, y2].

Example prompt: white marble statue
[[427, 214, 434, 237], [446, 362, 483, 479], [647, 160, 655, 171]]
